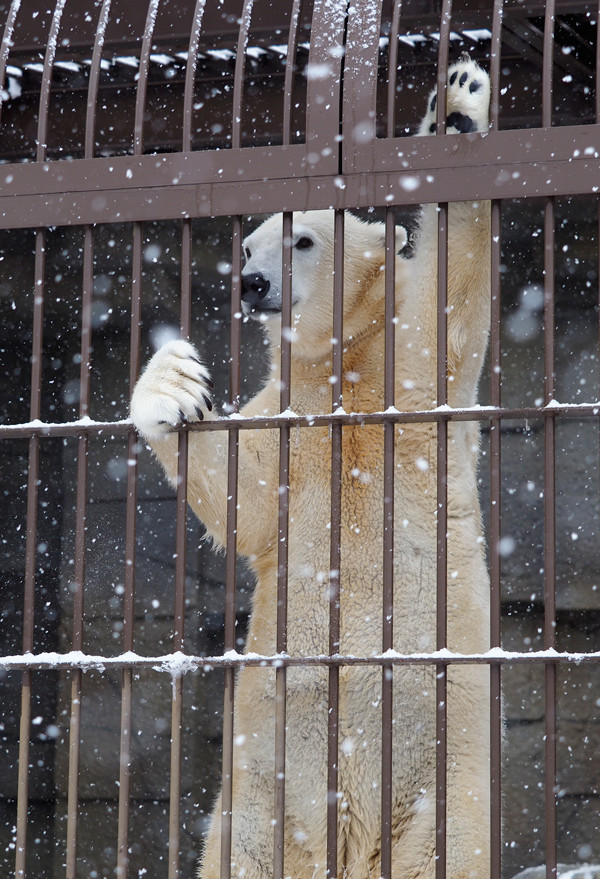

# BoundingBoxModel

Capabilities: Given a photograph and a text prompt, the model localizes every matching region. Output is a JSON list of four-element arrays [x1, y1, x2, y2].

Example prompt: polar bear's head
[[240, 211, 407, 360]]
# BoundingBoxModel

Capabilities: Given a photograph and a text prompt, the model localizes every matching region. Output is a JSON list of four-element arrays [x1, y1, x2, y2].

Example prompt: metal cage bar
[[542, 3, 558, 878], [326, 208, 345, 879], [273, 10, 302, 872], [380, 5, 403, 872], [434, 4, 453, 877], [488, 2, 504, 878]]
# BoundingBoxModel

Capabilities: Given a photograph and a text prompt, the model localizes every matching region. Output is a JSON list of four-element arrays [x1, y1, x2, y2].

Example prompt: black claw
[[194, 406, 205, 422], [202, 394, 213, 412], [178, 408, 187, 424], [203, 376, 214, 390], [429, 122, 436, 133], [469, 79, 482, 93], [430, 93, 437, 112], [449, 70, 458, 85], [459, 71, 468, 88]]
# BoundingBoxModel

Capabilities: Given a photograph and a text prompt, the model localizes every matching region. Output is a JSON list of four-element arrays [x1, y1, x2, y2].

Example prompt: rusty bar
[[434, 4, 453, 878], [381, 204, 397, 879], [305, 0, 345, 164], [15, 230, 46, 879], [168, 153, 196, 879], [15, 660, 32, 879], [488, 3, 504, 878], [326, 208, 344, 879], [117, 215, 144, 879], [219, 5, 251, 871], [220, 213, 243, 879], [35, 0, 67, 163], [65, 232, 94, 879], [339, 0, 382, 174], [115, 0, 161, 864], [182, 0, 207, 151], [5, 123, 600, 228], [542, 1, 557, 876], [543, 199, 558, 879], [134, 0, 160, 156], [32, 3, 83, 876], [273, 210, 293, 879], [14, 2, 67, 864], [167, 245, 191, 879], [381, 3, 401, 855], [282, 0, 301, 147], [232, 0, 253, 151]]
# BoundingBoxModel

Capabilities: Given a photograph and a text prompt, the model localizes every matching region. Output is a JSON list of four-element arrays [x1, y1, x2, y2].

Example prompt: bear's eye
[[295, 236, 313, 250]]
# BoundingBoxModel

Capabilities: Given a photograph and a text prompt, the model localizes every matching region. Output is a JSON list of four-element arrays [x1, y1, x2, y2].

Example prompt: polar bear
[[131, 55, 491, 879]]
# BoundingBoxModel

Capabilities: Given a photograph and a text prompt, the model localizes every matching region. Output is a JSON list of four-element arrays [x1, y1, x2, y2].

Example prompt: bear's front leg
[[130, 339, 214, 441], [131, 339, 278, 553], [406, 54, 491, 407]]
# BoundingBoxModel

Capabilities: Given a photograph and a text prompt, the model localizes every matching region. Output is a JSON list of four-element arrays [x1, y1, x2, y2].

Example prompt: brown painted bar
[[3, 122, 600, 230], [488, 2, 504, 877], [325, 208, 345, 879], [380, 3, 403, 870], [541, 2, 558, 878]]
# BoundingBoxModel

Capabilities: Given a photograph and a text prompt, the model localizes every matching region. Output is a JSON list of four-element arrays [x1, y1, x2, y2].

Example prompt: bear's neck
[[269, 323, 386, 415]]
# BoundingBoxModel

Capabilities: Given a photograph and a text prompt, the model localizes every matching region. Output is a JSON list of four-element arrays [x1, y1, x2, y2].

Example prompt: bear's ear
[[395, 224, 408, 253]]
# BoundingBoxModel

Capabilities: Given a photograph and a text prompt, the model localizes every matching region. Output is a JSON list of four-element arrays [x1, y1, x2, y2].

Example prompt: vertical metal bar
[[220, 9, 253, 877], [167, 0, 204, 861], [232, 0, 254, 152], [79, 5, 117, 877], [543, 196, 558, 879], [381, 205, 397, 879], [134, 0, 160, 157], [15, 227, 46, 879], [118, 220, 144, 879], [168, 228, 192, 879], [434, 5, 452, 879], [542, 4, 557, 879], [380, 7, 402, 870], [15, 0, 65, 859], [488, 6, 504, 879], [282, 0, 302, 147], [27, 3, 76, 876], [273, 210, 293, 879], [220, 216, 242, 879], [327, 209, 344, 879], [119, 0, 156, 871], [273, 8, 301, 870], [66, 221, 94, 879], [305, 0, 346, 167], [182, 0, 207, 151]]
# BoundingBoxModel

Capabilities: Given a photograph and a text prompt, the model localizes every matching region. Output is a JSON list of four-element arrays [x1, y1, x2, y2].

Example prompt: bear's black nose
[[241, 273, 270, 306]]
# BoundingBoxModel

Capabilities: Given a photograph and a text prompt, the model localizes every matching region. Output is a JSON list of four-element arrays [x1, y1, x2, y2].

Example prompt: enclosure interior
[[0, 0, 599, 877]]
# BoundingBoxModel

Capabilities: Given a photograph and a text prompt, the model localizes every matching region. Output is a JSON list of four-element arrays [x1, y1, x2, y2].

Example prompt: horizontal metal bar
[[1, 124, 600, 228], [1, 402, 598, 439], [2, 649, 599, 673]]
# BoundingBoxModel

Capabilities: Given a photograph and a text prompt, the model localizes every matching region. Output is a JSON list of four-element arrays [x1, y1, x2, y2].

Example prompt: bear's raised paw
[[130, 339, 213, 441], [419, 52, 490, 136]]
